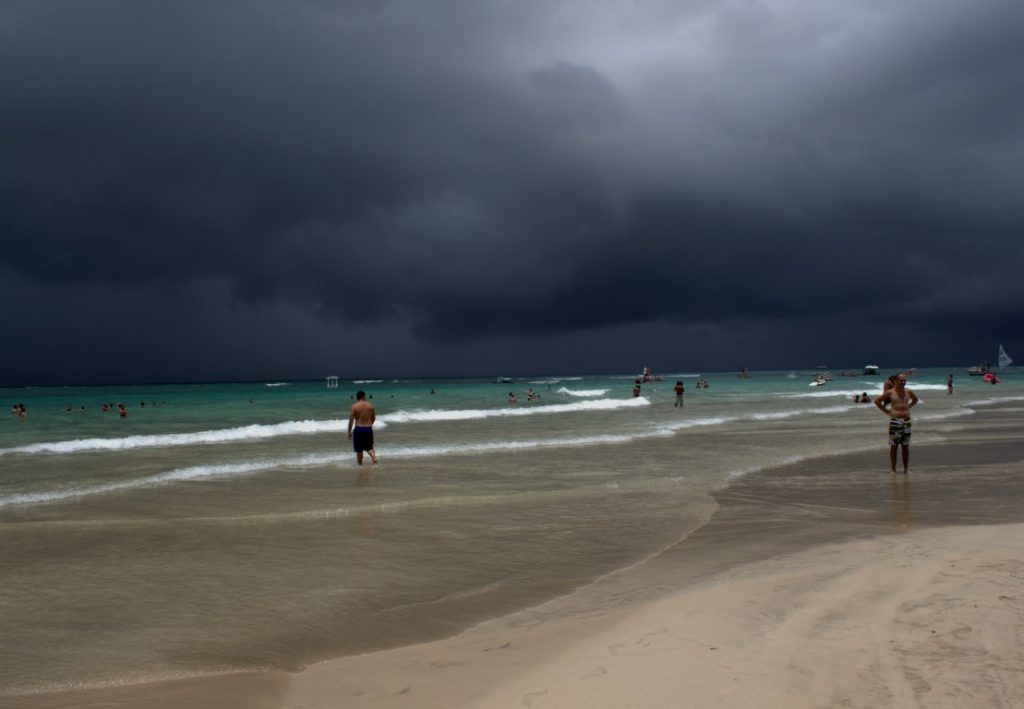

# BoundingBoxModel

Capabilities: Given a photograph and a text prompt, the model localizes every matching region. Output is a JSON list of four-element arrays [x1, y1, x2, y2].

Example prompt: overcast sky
[[2, 0, 1023, 385]]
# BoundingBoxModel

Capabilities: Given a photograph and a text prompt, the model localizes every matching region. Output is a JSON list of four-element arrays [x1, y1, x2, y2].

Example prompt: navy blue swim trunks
[[352, 425, 374, 452]]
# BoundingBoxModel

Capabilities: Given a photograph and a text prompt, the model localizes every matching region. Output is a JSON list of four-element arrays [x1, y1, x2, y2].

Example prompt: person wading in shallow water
[[874, 373, 918, 475], [347, 390, 378, 465]]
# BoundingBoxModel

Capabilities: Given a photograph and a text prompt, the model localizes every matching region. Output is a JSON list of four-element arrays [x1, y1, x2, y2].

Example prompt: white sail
[[998, 344, 1013, 370]]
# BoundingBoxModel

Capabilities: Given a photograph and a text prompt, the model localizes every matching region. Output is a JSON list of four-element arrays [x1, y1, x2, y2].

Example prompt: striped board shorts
[[888, 417, 911, 446]]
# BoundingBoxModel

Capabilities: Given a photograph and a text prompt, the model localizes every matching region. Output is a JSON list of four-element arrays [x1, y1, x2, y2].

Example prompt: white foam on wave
[[655, 416, 736, 434], [0, 461, 273, 508], [379, 397, 648, 424], [386, 433, 639, 458], [964, 394, 1024, 407], [750, 405, 854, 421], [264, 382, 290, 387], [0, 419, 359, 457], [917, 408, 976, 421], [1, 399, 871, 509], [556, 387, 609, 397], [0, 399, 647, 458], [352, 379, 385, 384], [786, 388, 883, 399], [0, 434, 646, 508], [905, 383, 952, 391], [0, 451, 355, 509]]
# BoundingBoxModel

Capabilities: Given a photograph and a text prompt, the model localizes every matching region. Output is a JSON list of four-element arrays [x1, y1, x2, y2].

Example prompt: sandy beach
[[8, 405, 1024, 709], [281, 412, 1024, 709], [283, 524, 1024, 709]]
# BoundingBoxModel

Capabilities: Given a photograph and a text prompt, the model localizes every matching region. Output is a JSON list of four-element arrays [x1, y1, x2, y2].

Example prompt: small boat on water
[[967, 345, 1013, 376], [494, 376, 513, 384], [809, 372, 831, 387], [863, 365, 879, 375]]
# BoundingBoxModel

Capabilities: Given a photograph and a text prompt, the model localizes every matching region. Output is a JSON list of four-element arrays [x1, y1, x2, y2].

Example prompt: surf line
[[1, 403, 908, 509], [0, 398, 650, 457]]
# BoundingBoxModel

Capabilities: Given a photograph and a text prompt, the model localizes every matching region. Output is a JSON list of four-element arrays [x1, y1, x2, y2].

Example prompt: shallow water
[[1, 368, 1019, 694]]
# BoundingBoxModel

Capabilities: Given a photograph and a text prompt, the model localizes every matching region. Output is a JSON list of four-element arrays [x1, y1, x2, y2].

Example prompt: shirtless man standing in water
[[347, 390, 378, 465], [874, 372, 918, 474]]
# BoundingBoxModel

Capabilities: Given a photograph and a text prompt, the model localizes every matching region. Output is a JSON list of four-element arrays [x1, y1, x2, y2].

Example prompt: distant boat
[[809, 372, 830, 387], [494, 377, 513, 384], [863, 365, 879, 375], [967, 345, 1013, 376], [999, 344, 1014, 370]]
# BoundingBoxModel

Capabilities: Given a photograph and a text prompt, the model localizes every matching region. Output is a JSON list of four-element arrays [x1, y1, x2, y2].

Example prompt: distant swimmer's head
[[356, 390, 366, 400]]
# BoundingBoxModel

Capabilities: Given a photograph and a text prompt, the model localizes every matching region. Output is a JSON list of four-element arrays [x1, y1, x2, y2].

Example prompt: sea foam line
[[964, 394, 1024, 407], [0, 401, 919, 509], [0, 419, 353, 457], [785, 388, 884, 399], [0, 398, 649, 457], [0, 416, 741, 509], [375, 397, 646, 424], [556, 387, 609, 397], [0, 434, 646, 508], [749, 405, 853, 420]]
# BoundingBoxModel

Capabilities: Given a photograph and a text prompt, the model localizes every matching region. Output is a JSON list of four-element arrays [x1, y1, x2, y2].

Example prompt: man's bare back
[[347, 392, 377, 465], [349, 399, 375, 427]]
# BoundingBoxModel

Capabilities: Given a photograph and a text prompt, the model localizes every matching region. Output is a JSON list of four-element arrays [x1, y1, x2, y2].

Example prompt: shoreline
[[281, 523, 1024, 709], [280, 407, 1024, 708], [7, 404, 1024, 708]]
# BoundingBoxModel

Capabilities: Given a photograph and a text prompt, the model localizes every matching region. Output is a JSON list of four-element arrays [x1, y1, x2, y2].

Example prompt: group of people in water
[[11, 400, 167, 420], [507, 385, 548, 401], [507, 388, 543, 404]]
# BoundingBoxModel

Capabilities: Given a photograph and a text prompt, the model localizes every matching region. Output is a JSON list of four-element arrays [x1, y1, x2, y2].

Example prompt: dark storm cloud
[[2, 0, 1024, 381]]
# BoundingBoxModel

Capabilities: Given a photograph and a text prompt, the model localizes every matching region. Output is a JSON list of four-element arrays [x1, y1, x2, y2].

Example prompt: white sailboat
[[998, 344, 1013, 370], [968, 345, 1014, 376]]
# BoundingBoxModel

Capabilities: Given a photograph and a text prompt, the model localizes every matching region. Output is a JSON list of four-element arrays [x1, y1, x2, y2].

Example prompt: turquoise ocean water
[[2, 368, 1021, 695]]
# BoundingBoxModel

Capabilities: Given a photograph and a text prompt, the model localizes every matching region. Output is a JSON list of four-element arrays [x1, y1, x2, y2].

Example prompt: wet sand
[[7, 405, 1024, 708]]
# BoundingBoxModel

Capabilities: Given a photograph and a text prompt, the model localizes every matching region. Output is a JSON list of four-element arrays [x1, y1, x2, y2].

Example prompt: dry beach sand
[[8, 405, 1024, 709]]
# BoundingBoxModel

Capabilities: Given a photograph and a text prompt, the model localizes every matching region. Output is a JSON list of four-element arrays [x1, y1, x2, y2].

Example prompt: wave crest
[[556, 387, 609, 397]]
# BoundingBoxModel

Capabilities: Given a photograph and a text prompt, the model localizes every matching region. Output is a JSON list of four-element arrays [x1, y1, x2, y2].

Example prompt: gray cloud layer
[[2, 0, 1023, 383]]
